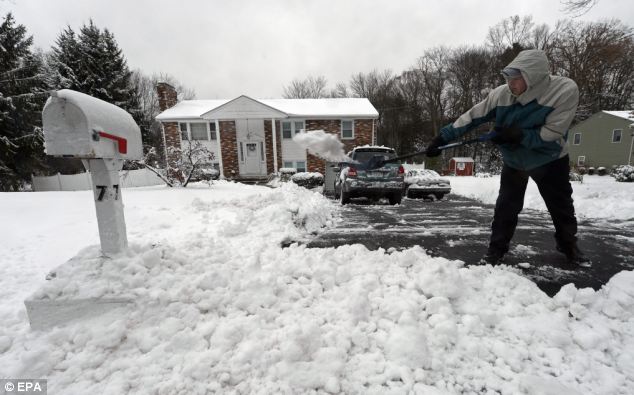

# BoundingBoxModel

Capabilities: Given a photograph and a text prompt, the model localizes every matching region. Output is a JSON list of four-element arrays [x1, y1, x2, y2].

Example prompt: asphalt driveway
[[307, 194, 634, 296]]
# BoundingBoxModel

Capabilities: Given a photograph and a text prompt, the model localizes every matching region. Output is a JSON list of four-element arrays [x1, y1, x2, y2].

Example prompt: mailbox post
[[42, 90, 143, 255]]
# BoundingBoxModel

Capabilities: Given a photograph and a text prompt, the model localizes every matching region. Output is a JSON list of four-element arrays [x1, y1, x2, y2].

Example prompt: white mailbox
[[42, 89, 142, 160], [42, 90, 142, 255]]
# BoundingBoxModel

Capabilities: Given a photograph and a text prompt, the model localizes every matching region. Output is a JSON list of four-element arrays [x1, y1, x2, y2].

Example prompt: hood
[[505, 49, 550, 102]]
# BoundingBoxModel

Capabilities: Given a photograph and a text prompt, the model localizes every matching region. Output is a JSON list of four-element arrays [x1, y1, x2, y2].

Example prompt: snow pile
[[1, 180, 633, 394], [292, 130, 351, 162]]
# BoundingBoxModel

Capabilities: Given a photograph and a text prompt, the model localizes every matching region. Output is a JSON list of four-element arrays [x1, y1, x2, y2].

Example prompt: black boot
[[479, 250, 505, 265], [556, 244, 590, 266]]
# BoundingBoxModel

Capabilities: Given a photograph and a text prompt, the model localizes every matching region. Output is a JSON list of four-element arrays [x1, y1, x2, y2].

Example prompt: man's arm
[[439, 87, 501, 142]]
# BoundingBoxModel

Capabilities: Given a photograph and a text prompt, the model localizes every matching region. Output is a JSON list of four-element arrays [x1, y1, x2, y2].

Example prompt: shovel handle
[[382, 130, 497, 164]]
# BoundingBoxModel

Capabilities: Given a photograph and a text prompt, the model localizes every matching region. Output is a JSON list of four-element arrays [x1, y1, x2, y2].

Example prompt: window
[[573, 133, 581, 145], [190, 123, 208, 140], [282, 120, 305, 139], [612, 129, 622, 143], [341, 120, 354, 139], [209, 122, 217, 140], [179, 123, 188, 140], [283, 160, 306, 172], [577, 156, 585, 166], [239, 142, 244, 162], [294, 121, 304, 134], [282, 122, 292, 139]]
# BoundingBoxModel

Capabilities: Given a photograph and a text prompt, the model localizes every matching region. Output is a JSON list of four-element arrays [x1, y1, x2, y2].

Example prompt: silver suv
[[334, 146, 404, 205]]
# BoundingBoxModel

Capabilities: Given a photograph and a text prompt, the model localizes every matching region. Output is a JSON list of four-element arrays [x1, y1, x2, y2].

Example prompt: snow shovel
[[362, 130, 498, 170]]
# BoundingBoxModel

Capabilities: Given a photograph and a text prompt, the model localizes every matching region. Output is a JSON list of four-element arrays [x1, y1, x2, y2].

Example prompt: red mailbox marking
[[97, 131, 128, 154]]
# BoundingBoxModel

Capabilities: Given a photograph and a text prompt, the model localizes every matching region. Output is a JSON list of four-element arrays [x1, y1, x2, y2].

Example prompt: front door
[[242, 141, 263, 174], [236, 119, 266, 176]]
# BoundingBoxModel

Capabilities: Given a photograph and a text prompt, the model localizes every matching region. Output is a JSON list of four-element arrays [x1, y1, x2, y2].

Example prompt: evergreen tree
[[0, 13, 49, 191], [49, 20, 141, 127], [48, 26, 81, 90]]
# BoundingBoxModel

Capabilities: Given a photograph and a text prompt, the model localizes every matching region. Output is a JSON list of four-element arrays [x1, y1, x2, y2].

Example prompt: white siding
[[281, 139, 307, 163], [235, 119, 265, 141]]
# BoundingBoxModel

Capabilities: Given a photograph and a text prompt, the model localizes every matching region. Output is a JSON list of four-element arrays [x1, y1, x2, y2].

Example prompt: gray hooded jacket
[[440, 49, 579, 170]]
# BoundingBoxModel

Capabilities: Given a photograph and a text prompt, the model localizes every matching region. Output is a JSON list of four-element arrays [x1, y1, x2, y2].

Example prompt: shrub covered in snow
[[597, 167, 608, 176], [569, 171, 583, 183], [278, 168, 297, 182], [291, 172, 324, 189], [612, 165, 634, 182]]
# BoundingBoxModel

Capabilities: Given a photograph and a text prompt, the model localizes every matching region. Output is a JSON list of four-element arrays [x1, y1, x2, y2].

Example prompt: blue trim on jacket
[[440, 100, 559, 170]]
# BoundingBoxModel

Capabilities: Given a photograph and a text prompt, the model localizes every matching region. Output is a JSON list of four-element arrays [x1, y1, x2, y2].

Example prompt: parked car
[[334, 146, 404, 205], [404, 169, 451, 199]]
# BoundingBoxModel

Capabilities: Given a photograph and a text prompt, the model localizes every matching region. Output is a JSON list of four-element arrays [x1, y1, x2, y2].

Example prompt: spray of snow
[[292, 130, 352, 162]]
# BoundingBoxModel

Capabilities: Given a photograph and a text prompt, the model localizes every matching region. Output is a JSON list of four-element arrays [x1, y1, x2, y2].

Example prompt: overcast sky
[[4, 0, 634, 99]]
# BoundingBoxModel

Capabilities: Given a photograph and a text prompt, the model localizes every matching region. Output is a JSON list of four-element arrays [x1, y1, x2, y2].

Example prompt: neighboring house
[[155, 83, 379, 181], [568, 110, 634, 169]]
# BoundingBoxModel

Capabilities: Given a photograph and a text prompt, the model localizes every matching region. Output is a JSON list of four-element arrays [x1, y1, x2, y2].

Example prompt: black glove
[[492, 124, 523, 145], [426, 135, 447, 157]]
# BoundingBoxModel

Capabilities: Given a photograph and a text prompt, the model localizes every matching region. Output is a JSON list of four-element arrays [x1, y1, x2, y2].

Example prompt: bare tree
[[165, 138, 216, 187], [561, 0, 599, 17], [130, 69, 196, 167], [487, 15, 535, 53], [329, 82, 350, 98], [550, 19, 634, 119], [349, 70, 410, 150], [283, 75, 328, 98], [447, 46, 495, 116], [416, 48, 450, 137]]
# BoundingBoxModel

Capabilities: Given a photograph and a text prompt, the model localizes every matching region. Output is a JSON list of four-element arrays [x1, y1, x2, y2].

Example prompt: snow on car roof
[[352, 145, 394, 151]]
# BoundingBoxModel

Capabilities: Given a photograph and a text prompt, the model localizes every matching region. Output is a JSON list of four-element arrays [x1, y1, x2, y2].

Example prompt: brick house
[[155, 83, 379, 181]]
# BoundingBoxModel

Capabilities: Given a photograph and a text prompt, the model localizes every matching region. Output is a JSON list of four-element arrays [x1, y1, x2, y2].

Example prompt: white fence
[[32, 168, 165, 192]]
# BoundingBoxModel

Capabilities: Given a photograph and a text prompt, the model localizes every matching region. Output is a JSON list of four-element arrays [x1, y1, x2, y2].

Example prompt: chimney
[[156, 82, 181, 182], [156, 82, 177, 111]]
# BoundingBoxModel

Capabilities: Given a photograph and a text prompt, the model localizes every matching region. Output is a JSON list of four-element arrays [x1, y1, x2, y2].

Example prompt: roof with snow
[[156, 100, 229, 120], [450, 157, 474, 162], [156, 96, 379, 121], [603, 111, 634, 122]]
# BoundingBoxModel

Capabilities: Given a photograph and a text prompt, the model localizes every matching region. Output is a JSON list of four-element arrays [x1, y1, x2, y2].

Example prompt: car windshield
[[353, 150, 396, 163]]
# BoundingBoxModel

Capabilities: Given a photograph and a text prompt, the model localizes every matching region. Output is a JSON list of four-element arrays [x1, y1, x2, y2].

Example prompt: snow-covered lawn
[[0, 178, 632, 394], [450, 174, 634, 222]]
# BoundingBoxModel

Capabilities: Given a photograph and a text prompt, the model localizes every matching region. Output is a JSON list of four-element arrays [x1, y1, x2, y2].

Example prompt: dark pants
[[489, 156, 577, 254]]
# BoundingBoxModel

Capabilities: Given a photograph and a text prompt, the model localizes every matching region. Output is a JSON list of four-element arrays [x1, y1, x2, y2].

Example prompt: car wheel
[[340, 185, 350, 205], [434, 193, 445, 200], [389, 192, 402, 205]]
